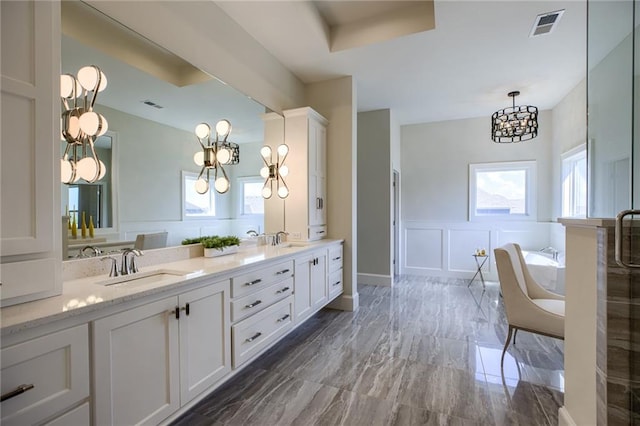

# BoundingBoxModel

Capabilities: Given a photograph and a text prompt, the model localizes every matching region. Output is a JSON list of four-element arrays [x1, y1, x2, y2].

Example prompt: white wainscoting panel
[[448, 229, 491, 273], [405, 228, 443, 271], [401, 220, 563, 281]]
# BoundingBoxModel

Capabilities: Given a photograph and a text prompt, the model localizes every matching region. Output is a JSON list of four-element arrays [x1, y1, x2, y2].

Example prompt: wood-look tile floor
[[172, 276, 564, 426]]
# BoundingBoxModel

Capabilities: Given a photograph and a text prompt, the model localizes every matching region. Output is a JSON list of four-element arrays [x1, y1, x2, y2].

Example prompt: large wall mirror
[[61, 1, 270, 258]]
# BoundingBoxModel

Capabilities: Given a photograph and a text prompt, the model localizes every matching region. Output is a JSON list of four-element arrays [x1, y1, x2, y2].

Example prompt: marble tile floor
[[172, 276, 564, 426]]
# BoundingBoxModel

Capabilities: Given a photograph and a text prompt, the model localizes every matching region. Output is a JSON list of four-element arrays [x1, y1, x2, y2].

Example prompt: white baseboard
[[357, 273, 392, 287], [327, 292, 359, 312], [558, 407, 577, 426]]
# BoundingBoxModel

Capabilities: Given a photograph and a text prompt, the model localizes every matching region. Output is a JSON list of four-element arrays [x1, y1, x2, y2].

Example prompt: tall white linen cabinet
[[280, 107, 328, 241]]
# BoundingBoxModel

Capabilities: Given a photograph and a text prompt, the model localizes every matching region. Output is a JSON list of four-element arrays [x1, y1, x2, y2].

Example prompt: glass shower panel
[[587, 0, 634, 217]]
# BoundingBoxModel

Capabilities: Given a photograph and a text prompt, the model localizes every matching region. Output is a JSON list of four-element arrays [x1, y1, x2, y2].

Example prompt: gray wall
[[357, 109, 392, 279]]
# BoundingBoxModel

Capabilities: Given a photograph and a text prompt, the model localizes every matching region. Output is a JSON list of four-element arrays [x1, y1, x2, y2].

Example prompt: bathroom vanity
[[1, 240, 343, 425]]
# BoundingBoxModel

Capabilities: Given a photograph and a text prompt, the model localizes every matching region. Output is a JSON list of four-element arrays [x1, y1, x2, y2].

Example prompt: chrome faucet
[[101, 256, 119, 277], [539, 246, 559, 261], [275, 231, 289, 245], [80, 245, 102, 257], [121, 249, 143, 275]]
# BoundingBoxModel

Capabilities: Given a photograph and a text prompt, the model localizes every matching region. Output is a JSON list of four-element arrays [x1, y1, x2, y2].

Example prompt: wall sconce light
[[193, 119, 238, 194], [60, 65, 108, 183], [260, 144, 289, 199], [491, 91, 538, 143]]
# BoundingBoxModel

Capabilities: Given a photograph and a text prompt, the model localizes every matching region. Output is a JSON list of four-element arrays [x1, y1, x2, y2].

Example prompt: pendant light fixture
[[60, 65, 109, 183], [491, 91, 538, 143], [193, 119, 238, 194], [260, 143, 290, 199]]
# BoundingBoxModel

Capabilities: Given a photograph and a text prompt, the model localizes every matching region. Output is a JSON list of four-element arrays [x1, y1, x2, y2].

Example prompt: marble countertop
[[1, 239, 342, 336]]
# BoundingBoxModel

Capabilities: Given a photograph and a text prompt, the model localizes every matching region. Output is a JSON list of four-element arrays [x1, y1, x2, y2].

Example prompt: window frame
[[181, 170, 218, 220], [469, 160, 537, 222], [561, 144, 587, 218], [237, 176, 265, 217]]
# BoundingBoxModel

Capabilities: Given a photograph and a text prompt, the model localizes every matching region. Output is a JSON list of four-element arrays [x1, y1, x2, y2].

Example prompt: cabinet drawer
[[328, 245, 343, 273], [329, 269, 344, 299], [44, 402, 90, 426], [232, 296, 294, 368], [231, 277, 293, 323], [231, 260, 293, 298], [1, 324, 89, 426], [308, 225, 327, 241]]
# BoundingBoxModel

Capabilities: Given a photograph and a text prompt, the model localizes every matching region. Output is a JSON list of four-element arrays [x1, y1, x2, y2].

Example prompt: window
[[238, 177, 264, 216], [561, 145, 587, 218], [469, 161, 537, 221], [182, 171, 216, 219]]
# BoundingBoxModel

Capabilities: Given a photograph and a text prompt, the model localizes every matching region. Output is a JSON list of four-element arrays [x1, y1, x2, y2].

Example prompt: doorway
[[393, 170, 400, 277]]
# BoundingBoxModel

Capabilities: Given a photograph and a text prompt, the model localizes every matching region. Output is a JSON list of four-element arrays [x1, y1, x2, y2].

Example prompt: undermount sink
[[274, 242, 308, 249], [95, 269, 190, 286]]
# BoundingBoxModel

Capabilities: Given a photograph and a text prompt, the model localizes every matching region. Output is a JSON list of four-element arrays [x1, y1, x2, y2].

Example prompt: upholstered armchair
[[494, 243, 565, 367]]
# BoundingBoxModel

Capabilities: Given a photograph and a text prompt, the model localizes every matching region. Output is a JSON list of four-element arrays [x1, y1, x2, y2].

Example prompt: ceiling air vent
[[529, 9, 565, 37], [142, 100, 164, 109]]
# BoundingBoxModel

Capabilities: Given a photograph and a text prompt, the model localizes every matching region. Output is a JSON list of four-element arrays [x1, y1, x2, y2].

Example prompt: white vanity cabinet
[[93, 279, 230, 425], [1, 0, 62, 306], [293, 248, 328, 323], [328, 245, 344, 300], [0, 324, 90, 426], [283, 107, 329, 241], [229, 260, 294, 368]]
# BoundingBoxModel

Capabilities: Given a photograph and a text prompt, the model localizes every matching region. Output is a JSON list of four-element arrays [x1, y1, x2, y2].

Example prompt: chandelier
[[60, 65, 108, 183], [491, 91, 538, 143]]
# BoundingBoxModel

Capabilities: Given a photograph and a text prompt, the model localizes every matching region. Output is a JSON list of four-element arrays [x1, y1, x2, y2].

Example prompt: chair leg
[[513, 328, 518, 345], [501, 325, 514, 368]]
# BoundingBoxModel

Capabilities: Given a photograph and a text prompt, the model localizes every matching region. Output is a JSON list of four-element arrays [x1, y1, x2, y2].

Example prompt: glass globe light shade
[[79, 111, 101, 136], [77, 66, 101, 91], [277, 144, 289, 157], [217, 147, 231, 164], [277, 186, 289, 199], [97, 115, 108, 136], [262, 186, 272, 199], [61, 159, 74, 183], [76, 157, 99, 182], [193, 151, 204, 167], [60, 74, 75, 98], [260, 166, 270, 179], [215, 120, 231, 137], [260, 146, 272, 159], [194, 178, 209, 194], [279, 165, 289, 177], [97, 160, 107, 180], [68, 115, 81, 140], [195, 123, 210, 139], [214, 177, 229, 193]]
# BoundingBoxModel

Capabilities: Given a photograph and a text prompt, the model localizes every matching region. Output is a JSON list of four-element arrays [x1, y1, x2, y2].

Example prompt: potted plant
[[182, 235, 241, 258]]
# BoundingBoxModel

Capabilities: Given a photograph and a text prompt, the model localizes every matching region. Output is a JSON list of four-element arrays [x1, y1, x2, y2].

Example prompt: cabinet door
[[310, 251, 328, 311], [294, 253, 314, 323], [1, 0, 61, 306], [93, 297, 180, 426], [179, 281, 231, 404]]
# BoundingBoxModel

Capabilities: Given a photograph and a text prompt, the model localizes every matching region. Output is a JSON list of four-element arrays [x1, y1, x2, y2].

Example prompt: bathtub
[[521, 250, 566, 295]]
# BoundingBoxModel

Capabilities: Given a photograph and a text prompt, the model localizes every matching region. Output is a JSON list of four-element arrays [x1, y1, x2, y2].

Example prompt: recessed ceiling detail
[[313, 0, 435, 52], [529, 9, 565, 38], [62, 1, 212, 88]]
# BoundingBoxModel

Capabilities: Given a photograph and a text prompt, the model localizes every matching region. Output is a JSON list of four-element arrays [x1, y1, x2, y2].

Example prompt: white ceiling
[[216, 0, 590, 125]]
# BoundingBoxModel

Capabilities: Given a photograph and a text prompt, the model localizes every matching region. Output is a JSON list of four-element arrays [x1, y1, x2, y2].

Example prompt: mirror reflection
[[61, 2, 268, 259]]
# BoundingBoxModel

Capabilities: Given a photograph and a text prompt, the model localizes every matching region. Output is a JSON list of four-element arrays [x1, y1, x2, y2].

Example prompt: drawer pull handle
[[170, 306, 180, 319], [245, 279, 262, 286], [333, 281, 342, 287], [317, 230, 325, 234], [1, 384, 34, 402], [333, 256, 341, 261], [277, 314, 290, 322], [245, 300, 262, 308], [276, 269, 290, 275], [276, 286, 291, 294], [246, 332, 262, 343]]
